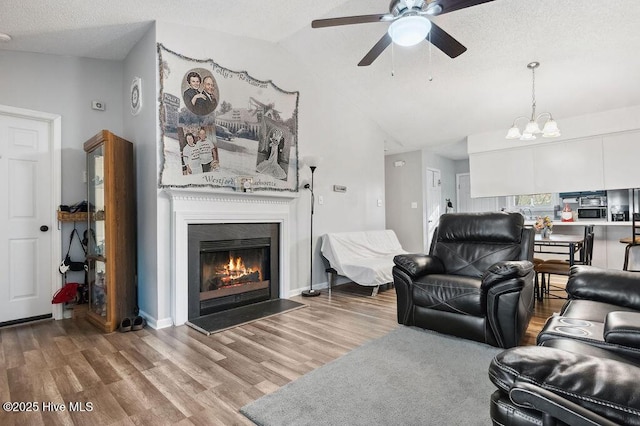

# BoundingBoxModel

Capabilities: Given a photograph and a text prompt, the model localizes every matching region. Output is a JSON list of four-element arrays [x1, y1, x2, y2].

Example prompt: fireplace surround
[[169, 189, 295, 326]]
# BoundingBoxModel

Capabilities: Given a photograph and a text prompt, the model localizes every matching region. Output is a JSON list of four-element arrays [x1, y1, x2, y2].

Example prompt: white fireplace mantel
[[167, 188, 297, 325]]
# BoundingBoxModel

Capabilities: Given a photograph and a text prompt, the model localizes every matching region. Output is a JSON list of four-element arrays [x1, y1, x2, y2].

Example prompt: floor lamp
[[302, 156, 322, 297]]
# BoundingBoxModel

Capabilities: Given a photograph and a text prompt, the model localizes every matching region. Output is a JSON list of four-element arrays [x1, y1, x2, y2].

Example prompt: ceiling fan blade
[[358, 33, 392, 67], [427, 22, 467, 58], [432, 0, 495, 15], [312, 13, 390, 28]]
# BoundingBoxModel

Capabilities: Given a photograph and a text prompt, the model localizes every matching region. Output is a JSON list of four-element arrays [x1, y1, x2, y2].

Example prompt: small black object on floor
[[186, 299, 305, 335]]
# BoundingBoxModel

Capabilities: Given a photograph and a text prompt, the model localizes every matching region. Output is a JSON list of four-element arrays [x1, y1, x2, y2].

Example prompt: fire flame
[[227, 256, 247, 274], [223, 256, 258, 279]]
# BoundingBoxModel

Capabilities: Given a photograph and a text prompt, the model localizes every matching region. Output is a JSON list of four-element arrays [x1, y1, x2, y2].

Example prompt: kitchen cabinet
[[469, 147, 535, 197], [533, 136, 604, 193], [84, 130, 136, 333], [603, 130, 640, 189]]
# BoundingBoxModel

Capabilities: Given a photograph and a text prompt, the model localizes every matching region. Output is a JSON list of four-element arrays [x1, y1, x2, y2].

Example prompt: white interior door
[[457, 173, 472, 213], [426, 168, 441, 252], [0, 108, 60, 323]]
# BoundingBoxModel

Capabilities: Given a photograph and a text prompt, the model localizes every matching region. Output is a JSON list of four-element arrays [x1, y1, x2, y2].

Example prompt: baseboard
[[138, 309, 173, 329], [287, 281, 329, 297]]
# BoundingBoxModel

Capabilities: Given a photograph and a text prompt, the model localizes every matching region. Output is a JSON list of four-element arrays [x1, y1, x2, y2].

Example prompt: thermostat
[[91, 101, 105, 111], [333, 185, 347, 193]]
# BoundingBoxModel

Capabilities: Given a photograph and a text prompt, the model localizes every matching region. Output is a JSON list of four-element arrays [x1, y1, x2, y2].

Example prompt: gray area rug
[[241, 326, 502, 425]]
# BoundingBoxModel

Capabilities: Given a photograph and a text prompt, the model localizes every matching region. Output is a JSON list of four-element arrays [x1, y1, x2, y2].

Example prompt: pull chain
[[391, 42, 395, 77], [427, 32, 433, 82]]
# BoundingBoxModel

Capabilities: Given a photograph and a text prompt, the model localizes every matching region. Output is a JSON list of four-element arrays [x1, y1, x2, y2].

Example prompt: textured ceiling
[[2, 0, 640, 159]]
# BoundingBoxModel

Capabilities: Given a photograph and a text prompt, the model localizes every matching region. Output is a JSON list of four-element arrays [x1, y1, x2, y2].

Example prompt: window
[[513, 194, 554, 208], [506, 193, 560, 219]]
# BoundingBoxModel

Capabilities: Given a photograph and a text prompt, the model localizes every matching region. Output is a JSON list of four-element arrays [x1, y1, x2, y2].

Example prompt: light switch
[[411, 202, 418, 209], [318, 195, 324, 205], [377, 199, 383, 207]]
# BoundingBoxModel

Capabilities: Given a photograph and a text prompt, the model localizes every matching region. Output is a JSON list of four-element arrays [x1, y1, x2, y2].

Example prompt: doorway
[[0, 105, 61, 324], [425, 168, 441, 252]]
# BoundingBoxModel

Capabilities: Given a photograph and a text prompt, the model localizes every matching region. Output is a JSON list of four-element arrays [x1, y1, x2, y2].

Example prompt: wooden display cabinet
[[84, 130, 136, 332]]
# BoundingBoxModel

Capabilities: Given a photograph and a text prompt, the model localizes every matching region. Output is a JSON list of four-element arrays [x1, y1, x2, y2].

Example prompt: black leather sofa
[[489, 266, 640, 425], [392, 212, 535, 348]]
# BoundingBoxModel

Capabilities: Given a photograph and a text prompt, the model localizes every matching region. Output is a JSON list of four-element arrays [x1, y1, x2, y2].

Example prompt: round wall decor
[[130, 77, 142, 115]]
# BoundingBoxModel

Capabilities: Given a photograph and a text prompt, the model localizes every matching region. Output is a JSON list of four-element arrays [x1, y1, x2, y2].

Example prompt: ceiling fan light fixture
[[388, 15, 431, 47]]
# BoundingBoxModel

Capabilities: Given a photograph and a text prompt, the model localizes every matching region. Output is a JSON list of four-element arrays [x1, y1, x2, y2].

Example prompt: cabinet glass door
[[87, 146, 107, 317]]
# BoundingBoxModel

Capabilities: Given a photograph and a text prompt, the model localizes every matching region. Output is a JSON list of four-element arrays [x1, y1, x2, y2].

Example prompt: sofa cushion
[[432, 213, 526, 277], [562, 299, 638, 323], [412, 274, 483, 317]]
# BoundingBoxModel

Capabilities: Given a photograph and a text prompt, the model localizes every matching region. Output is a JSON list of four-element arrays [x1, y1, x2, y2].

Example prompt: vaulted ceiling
[[2, 0, 640, 159]]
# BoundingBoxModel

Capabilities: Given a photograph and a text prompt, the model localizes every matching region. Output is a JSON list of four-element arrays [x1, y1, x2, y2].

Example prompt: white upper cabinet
[[603, 131, 640, 190], [533, 136, 604, 193], [469, 147, 535, 197]]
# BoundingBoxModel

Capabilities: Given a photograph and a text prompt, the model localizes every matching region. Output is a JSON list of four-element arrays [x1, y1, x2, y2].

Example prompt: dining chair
[[620, 191, 640, 271], [534, 228, 594, 300]]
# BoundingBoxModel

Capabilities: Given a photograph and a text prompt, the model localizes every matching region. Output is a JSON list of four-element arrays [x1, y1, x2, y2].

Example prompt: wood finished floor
[[1, 280, 566, 426]]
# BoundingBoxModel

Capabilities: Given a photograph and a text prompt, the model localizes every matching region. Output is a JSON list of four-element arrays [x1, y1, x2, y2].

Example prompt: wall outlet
[[91, 100, 105, 111], [377, 199, 383, 207]]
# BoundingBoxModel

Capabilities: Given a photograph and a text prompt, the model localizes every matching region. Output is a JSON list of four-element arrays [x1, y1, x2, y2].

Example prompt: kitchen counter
[[524, 220, 632, 227], [521, 219, 637, 270]]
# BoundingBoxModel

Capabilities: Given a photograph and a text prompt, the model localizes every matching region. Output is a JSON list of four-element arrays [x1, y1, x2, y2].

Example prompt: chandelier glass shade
[[388, 15, 432, 47], [506, 62, 561, 140]]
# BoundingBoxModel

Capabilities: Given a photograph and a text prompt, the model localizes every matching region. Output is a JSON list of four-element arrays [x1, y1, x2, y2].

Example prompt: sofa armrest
[[490, 346, 640, 425], [481, 260, 533, 290], [393, 254, 444, 280], [604, 311, 640, 349], [483, 261, 535, 348], [509, 381, 618, 426], [567, 265, 640, 311]]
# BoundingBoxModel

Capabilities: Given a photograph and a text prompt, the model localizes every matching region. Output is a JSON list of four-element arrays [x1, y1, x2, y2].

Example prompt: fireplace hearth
[[188, 223, 279, 319]]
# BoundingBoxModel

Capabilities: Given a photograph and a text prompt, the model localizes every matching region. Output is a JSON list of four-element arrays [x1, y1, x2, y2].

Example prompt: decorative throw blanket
[[320, 230, 407, 286]]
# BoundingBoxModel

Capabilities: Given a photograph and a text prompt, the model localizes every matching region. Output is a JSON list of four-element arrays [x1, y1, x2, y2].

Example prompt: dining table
[[534, 233, 585, 266]]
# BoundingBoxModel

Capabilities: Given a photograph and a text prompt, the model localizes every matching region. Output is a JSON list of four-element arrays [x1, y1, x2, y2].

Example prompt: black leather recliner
[[489, 266, 640, 425], [392, 212, 535, 348]]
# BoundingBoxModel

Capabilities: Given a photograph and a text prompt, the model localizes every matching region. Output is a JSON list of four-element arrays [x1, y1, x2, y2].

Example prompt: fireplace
[[188, 223, 280, 319]]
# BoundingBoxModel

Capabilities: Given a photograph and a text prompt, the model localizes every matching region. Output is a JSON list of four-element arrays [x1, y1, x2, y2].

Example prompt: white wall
[[122, 25, 161, 323], [384, 150, 459, 253], [0, 50, 124, 203], [0, 50, 125, 286], [131, 22, 389, 325], [385, 152, 424, 252]]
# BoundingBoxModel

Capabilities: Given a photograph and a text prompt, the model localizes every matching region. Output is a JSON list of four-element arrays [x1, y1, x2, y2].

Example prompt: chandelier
[[506, 62, 561, 140]]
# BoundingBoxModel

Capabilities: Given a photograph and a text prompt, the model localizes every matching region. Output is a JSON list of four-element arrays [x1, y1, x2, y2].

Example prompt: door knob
[[40, 225, 49, 232]]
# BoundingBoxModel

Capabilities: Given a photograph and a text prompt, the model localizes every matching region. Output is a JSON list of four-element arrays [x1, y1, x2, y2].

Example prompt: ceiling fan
[[311, 0, 494, 66]]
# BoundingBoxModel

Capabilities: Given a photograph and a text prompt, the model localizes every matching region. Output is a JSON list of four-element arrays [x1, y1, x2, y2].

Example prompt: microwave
[[579, 196, 607, 207], [577, 207, 607, 220]]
